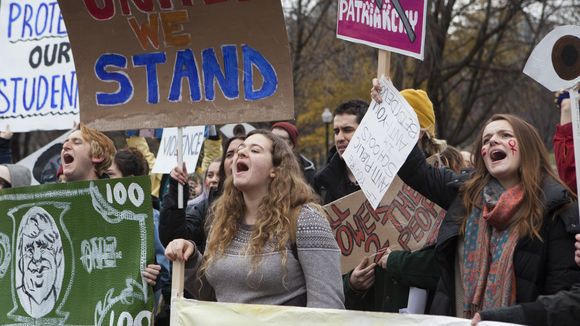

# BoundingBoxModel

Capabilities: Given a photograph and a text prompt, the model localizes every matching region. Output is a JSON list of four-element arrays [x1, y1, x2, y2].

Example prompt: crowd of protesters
[[1, 84, 579, 326]]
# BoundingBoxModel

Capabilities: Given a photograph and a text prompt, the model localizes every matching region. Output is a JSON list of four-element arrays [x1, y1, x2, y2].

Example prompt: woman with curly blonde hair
[[166, 129, 344, 308]]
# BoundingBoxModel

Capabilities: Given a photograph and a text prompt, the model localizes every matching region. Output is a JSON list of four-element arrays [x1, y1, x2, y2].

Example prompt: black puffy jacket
[[159, 178, 209, 252], [313, 152, 359, 205]]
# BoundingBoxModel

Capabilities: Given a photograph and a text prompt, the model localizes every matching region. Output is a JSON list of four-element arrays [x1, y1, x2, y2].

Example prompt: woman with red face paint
[[372, 81, 580, 320], [392, 111, 580, 322], [165, 130, 344, 308]]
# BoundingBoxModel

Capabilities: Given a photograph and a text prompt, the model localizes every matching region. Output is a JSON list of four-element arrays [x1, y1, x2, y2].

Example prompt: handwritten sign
[[324, 177, 445, 274], [0, 0, 79, 132], [336, 0, 427, 60], [152, 125, 205, 174], [0, 176, 154, 325], [57, 0, 294, 131], [342, 77, 419, 209]]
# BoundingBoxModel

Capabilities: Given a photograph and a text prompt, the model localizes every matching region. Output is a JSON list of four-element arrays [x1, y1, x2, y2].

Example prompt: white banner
[[152, 126, 205, 174], [172, 298, 517, 326], [342, 77, 419, 209], [0, 0, 79, 132]]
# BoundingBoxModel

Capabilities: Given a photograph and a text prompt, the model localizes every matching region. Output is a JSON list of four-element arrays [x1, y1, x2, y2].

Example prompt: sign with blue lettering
[[57, 0, 294, 132], [0, 0, 79, 132]]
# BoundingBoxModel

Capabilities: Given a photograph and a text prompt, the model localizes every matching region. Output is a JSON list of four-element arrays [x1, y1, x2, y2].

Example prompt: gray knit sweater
[[184, 205, 345, 309]]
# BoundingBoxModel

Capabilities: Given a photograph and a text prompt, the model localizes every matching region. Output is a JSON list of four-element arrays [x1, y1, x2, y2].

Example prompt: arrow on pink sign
[[374, 0, 416, 43]]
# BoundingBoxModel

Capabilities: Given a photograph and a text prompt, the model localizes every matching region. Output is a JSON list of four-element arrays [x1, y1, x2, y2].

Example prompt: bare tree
[[393, 0, 576, 147]]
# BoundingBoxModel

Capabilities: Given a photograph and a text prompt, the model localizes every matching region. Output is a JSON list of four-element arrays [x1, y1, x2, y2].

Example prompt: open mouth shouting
[[489, 149, 507, 162], [62, 152, 74, 165], [236, 161, 249, 173]]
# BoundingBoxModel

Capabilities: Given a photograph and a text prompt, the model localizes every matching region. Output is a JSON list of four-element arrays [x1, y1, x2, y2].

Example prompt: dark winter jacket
[[159, 178, 208, 252], [298, 153, 316, 187], [0, 137, 11, 164], [478, 282, 580, 326], [313, 152, 359, 204], [398, 145, 580, 318]]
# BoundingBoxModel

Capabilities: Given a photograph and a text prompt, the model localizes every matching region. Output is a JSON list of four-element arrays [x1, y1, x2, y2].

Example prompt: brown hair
[[437, 145, 467, 173], [201, 129, 321, 276], [80, 124, 116, 177], [114, 147, 149, 177], [462, 114, 569, 239]]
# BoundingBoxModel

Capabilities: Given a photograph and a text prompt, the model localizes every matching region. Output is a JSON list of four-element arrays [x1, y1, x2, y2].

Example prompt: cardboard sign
[[342, 77, 419, 209], [337, 0, 427, 60], [57, 0, 294, 131], [17, 129, 73, 185], [324, 176, 445, 274], [0, 176, 154, 325], [0, 0, 79, 132], [523, 25, 580, 92], [152, 125, 205, 174]]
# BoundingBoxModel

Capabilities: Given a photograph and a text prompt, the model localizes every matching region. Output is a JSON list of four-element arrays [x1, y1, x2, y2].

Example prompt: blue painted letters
[[95, 54, 134, 106]]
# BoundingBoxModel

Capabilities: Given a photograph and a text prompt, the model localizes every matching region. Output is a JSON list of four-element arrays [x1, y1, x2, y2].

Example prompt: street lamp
[[321, 107, 333, 163]]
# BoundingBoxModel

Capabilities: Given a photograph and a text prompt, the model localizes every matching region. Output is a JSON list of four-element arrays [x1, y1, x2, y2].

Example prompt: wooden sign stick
[[170, 259, 185, 325], [378, 50, 391, 79], [177, 127, 184, 209]]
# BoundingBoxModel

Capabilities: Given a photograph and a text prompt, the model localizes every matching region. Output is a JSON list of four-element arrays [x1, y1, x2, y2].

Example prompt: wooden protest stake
[[170, 260, 185, 326], [377, 50, 391, 78], [177, 127, 184, 209]]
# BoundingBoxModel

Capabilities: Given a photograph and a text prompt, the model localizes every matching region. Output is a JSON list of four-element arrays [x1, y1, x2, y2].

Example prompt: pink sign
[[337, 0, 427, 60]]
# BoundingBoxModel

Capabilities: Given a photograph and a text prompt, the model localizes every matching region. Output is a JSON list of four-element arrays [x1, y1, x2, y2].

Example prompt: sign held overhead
[[58, 0, 294, 131]]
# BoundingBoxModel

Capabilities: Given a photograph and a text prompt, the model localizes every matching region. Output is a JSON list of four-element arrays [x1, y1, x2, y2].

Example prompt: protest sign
[[57, 0, 294, 131], [152, 125, 204, 174], [171, 296, 509, 326], [524, 25, 580, 225], [324, 176, 445, 274], [342, 77, 419, 209], [523, 25, 580, 92], [220, 123, 255, 138], [0, 176, 154, 325], [0, 0, 79, 132], [337, 0, 427, 60], [17, 129, 72, 185]]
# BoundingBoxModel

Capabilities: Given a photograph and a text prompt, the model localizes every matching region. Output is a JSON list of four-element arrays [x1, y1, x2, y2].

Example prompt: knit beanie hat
[[272, 122, 299, 147], [401, 89, 436, 138], [0, 164, 32, 188]]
